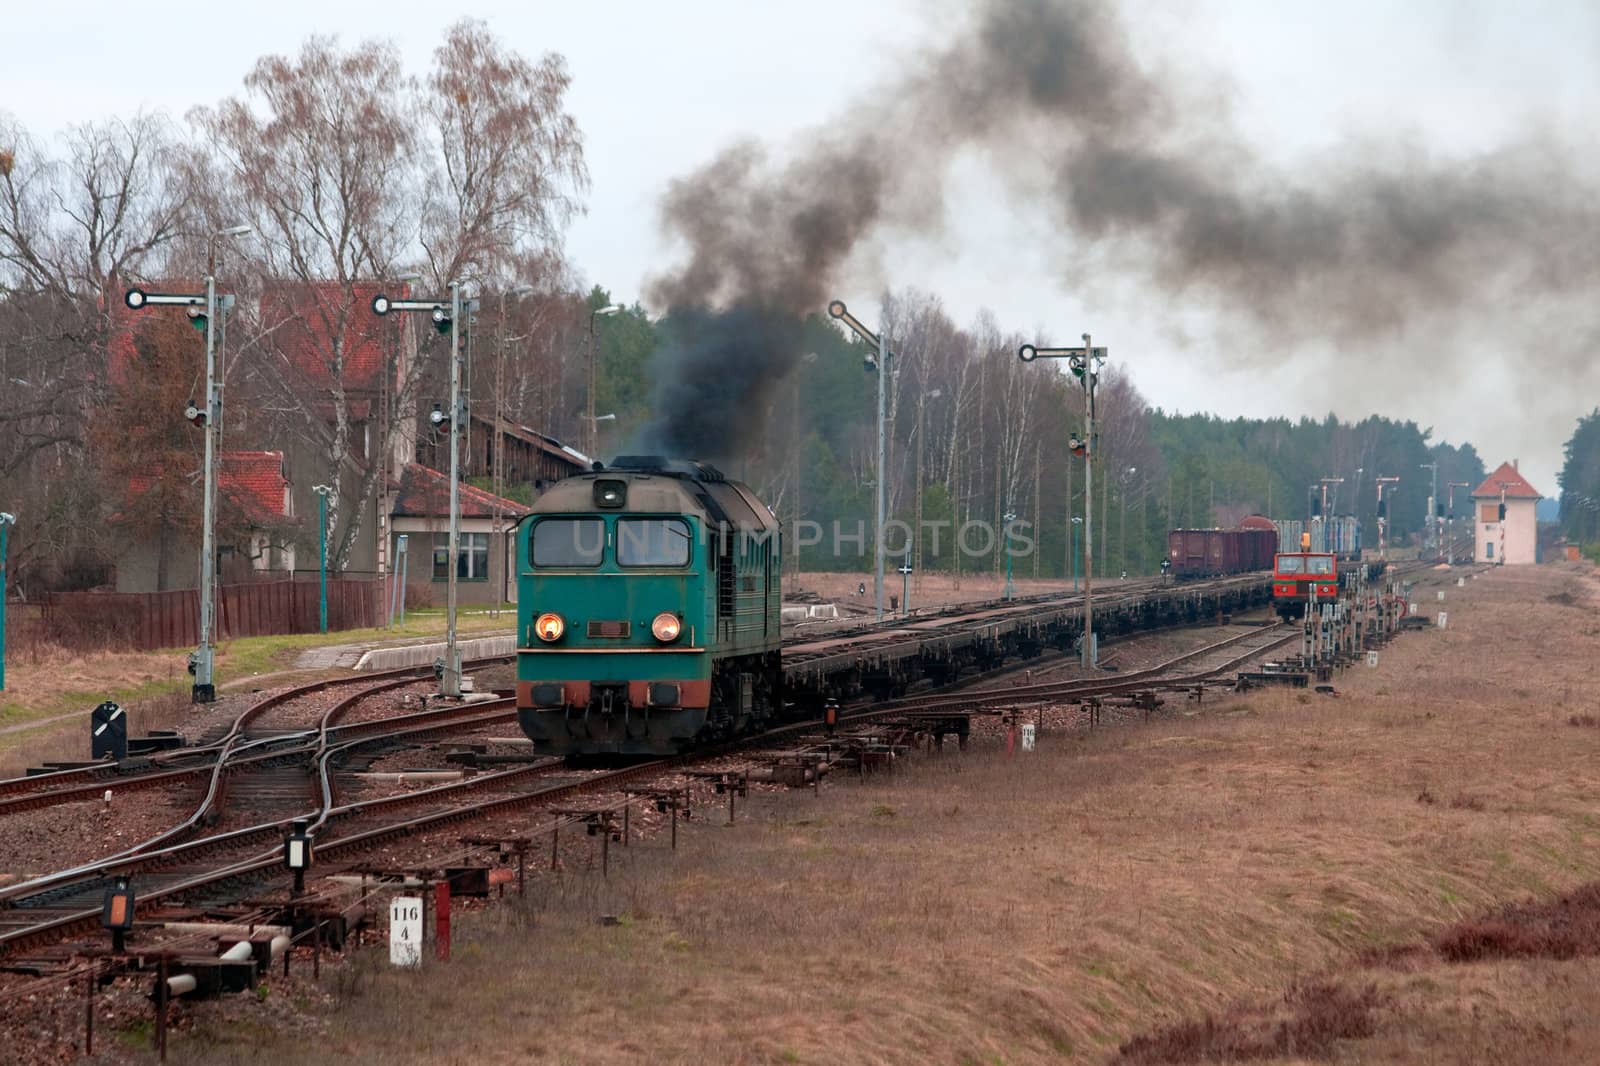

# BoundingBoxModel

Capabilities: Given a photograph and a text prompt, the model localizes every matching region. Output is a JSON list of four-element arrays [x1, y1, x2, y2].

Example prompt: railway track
[[0, 696, 531, 957]]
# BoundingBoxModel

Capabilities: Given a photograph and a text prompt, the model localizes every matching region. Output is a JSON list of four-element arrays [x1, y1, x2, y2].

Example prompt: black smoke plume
[[641, 0, 1600, 458]]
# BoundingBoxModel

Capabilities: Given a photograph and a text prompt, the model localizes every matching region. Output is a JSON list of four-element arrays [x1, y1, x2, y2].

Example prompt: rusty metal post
[[435, 881, 451, 962], [517, 844, 527, 897], [313, 919, 322, 981], [83, 962, 94, 1056], [156, 956, 169, 1062], [671, 801, 678, 851], [727, 786, 735, 825], [623, 802, 630, 846], [550, 827, 560, 870], [601, 822, 610, 879]]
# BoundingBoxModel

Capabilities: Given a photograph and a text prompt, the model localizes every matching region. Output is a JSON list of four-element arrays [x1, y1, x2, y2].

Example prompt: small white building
[[1471, 461, 1542, 565]]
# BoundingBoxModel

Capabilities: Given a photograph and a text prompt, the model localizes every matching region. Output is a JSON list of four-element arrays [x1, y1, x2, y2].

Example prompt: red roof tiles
[[1471, 462, 1542, 500], [392, 464, 529, 519], [219, 451, 291, 523]]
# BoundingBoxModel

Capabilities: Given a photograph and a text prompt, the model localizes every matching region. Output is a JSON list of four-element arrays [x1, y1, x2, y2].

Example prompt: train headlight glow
[[534, 612, 565, 642], [651, 612, 682, 643]]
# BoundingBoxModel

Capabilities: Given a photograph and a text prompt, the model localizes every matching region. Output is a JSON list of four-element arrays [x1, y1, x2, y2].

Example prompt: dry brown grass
[[176, 560, 1600, 1065]]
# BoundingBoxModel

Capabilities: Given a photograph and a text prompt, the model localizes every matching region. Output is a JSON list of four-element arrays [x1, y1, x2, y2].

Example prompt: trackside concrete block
[[355, 635, 517, 672]]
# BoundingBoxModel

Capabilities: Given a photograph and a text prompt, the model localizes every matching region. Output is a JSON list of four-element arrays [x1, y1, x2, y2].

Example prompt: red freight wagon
[[1167, 528, 1279, 578]]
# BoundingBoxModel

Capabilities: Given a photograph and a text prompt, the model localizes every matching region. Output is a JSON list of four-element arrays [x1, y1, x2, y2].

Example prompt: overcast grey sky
[[8, 0, 1599, 493]]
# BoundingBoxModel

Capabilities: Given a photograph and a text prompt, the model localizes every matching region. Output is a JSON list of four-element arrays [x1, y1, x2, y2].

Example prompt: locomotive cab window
[[532, 517, 605, 567], [1277, 556, 1305, 574], [617, 517, 692, 567], [1307, 556, 1334, 575]]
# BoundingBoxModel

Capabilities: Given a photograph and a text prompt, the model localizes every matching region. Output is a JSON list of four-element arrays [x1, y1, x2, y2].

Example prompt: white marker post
[[1021, 723, 1036, 752], [1366, 651, 1380, 668], [390, 896, 423, 967], [1437, 611, 1448, 629]]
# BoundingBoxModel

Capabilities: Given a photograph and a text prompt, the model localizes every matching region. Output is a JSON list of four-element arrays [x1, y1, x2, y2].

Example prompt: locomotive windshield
[[1277, 555, 1305, 574], [1307, 555, 1334, 574], [617, 517, 692, 567], [531, 517, 605, 567]]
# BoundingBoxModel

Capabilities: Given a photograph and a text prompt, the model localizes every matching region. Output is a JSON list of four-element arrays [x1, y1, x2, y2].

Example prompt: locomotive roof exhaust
[[609, 456, 728, 481]]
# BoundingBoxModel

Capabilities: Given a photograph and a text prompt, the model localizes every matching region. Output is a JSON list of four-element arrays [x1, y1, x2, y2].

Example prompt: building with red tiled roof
[[390, 465, 528, 606], [1471, 461, 1543, 565], [113, 451, 298, 592], [220, 451, 292, 524]]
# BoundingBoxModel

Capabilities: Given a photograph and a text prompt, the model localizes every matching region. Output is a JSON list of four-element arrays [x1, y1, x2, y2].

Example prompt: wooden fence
[[38, 574, 389, 651]]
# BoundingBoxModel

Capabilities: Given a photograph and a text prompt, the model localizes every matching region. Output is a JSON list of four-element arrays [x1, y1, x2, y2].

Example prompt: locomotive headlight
[[534, 612, 565, 642], [651, 612, 682, 643]]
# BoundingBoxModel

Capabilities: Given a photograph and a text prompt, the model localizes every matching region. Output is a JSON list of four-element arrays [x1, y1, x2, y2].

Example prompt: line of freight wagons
[[1166, 516, 1363, 578]]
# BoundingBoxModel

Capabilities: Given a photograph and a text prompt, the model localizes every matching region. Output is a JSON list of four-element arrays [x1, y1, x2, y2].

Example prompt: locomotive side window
[[617, 518, 692, 567], [532, 518, 605, 567]]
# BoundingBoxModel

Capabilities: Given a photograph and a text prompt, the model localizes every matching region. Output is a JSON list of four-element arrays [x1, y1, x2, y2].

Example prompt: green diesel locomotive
[[515, 458, 782, 756]]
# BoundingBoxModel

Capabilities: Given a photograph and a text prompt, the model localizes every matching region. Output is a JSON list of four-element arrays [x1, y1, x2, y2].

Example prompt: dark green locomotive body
[[515, 458, 781, 755]]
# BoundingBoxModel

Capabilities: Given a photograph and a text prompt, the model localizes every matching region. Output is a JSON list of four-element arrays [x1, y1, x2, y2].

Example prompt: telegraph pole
[[1019, 336, 1108, 669]]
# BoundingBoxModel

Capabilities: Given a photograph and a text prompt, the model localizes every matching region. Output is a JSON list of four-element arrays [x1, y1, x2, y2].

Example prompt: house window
[[433, 532, 490, 581], [1486, 542, 1494, 559]]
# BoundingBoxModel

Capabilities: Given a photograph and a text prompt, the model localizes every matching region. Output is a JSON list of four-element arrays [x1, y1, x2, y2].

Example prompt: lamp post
[[1002, 510, 1017, 600], [586, 304, 622, 457], [312, 486, 333, 634], [1119, 467, 1137, 577], [371, 284, 478, 698], [1446, 481, 1470, 564], [493, 286, 534, 611], [1420, 461, 1439, 556], [123, 224, 249, 703], [914, 385, 942, 596], [0, 511, 12, 691], [1374, 476, 1400, 558], [1317, 477, 1344, 552], [791, 352, 820, 584], [827, 300, 894, 623], [1018, 336, 1108, 669]]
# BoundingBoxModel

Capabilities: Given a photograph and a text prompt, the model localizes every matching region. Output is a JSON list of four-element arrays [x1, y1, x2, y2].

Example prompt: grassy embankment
[[0, 607, 514, 767]]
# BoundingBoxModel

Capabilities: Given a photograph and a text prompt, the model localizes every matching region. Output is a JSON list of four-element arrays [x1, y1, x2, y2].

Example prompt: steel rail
[[0, 698, 517, 909]]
